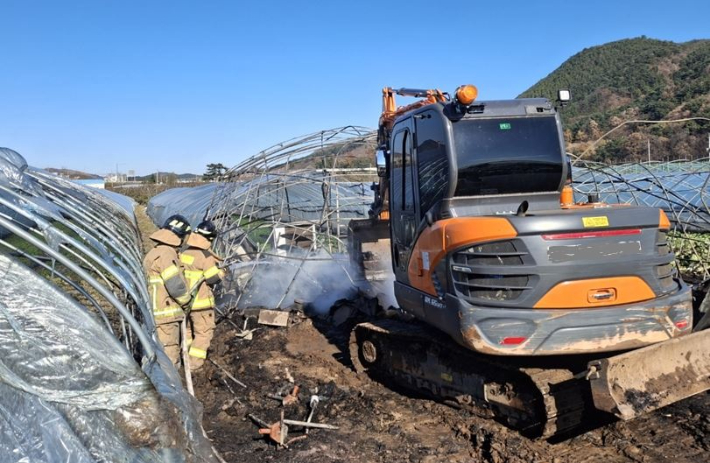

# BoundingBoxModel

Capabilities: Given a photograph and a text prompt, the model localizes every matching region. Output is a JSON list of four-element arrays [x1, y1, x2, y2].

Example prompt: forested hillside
[[45, 167, 102, 179], [520, 37, 710, 162]]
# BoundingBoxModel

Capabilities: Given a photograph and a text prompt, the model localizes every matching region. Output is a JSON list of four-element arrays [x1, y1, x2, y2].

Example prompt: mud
[[194, 312, 710, 463]]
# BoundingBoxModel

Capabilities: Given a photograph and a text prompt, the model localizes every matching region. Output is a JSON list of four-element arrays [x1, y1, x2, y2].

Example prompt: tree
[[593, 138, 625, 163], [203, 163, 227, 181], [588, 119, 602, 140], [165, 173, 178, 186], [574, 129, 589, 142], [563, 128, 573, 144]]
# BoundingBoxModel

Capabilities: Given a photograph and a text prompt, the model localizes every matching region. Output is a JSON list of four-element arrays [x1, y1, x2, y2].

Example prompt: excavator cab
[[378, 92, 691, 356]]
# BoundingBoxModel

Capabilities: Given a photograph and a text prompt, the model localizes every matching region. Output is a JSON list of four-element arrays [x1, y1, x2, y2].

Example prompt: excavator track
[[349, 318, 591, 439]]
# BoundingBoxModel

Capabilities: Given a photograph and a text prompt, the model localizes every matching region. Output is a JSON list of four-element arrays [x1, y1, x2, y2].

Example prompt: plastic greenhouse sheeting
[[147, 183, 219, 229], [147, 174, 373, 230], [96, 187, 137, 221], [572, 163, 710, 231], [0, 147, 217, 462]]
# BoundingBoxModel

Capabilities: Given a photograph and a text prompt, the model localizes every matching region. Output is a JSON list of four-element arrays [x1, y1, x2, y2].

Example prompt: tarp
[[147, 183, 218, 229]]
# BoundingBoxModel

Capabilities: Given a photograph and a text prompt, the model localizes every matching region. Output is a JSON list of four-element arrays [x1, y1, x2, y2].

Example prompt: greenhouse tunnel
[[146, 127, 381, 314], [0, 147, 216, 462]]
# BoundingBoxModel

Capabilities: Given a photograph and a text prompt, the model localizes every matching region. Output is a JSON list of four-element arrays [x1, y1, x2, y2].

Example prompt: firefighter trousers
[[156, 322, 182, 367], [186, 309, 215, 371]]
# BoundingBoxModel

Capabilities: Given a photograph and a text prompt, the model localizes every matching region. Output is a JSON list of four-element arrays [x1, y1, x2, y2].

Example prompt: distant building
[[104, 173, 127, 183], [177, 176, 202, 184]]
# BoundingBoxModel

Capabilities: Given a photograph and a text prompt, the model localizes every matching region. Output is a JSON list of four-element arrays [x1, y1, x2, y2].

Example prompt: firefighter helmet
[[195, 219, 217, 241], [163, 215, 191, 237]]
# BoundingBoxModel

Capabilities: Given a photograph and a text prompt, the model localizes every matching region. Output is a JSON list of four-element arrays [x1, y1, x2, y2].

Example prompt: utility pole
[[115, 163, 126, 183], [647, 138, 651, 163]]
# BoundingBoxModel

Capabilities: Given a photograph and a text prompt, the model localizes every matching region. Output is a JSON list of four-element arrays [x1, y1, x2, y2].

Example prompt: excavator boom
[[378, 87, 448, 142]]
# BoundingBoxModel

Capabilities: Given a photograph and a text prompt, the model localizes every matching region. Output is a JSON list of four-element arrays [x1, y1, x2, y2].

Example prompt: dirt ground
[[193, 310, 710, 463], [134, 205, 708, 462], [135, 204, 158, 254]]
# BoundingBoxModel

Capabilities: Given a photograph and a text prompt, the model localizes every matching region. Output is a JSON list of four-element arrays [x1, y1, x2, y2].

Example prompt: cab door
[[389, 119, 418, 283]]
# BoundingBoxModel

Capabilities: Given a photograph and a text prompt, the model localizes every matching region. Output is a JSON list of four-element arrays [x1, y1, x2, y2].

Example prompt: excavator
[[347, 85, 710, 438]]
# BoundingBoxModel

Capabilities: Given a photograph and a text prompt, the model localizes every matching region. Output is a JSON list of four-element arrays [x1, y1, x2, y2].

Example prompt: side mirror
[[425, 210, 434, 226], [375, 149, 387, 176]]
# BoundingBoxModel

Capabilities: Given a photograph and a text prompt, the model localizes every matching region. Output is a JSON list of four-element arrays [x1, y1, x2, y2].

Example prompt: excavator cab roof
[[394, 97, 558, 126]]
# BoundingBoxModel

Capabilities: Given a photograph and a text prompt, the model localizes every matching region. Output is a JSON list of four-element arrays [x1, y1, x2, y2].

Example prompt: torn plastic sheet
[[0, 148, 217, 462], [0, 147, 41, 196], [0, 255, 150, 409], [0, 185, 147, 311]]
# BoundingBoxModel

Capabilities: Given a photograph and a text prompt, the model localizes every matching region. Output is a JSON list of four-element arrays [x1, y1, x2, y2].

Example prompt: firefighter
[[179, 219, 225, 371], [144, 215, 192, 367]]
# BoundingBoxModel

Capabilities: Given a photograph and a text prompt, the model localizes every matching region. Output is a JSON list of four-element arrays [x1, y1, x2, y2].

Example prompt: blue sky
[[1, 0, 708, 176]]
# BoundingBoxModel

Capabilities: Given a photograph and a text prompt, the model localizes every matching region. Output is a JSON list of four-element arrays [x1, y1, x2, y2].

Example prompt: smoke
[[365, 272, 398, 310], [227, 248, 362, 314], [221, 234, 401, 316], [354, 237, 399, 310]]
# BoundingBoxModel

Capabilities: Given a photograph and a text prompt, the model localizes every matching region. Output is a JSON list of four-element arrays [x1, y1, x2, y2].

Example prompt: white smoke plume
[[228, 248, 359, 314], [224, 245, 398, 314]]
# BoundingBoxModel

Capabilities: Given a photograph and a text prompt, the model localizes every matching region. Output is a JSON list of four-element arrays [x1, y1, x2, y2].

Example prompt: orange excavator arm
[[372, 85, 477, 219], [373, 87, 449, 219], [378, 87, 448, 137]]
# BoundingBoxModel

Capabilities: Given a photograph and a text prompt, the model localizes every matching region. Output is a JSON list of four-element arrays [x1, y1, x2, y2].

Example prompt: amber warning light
[[455, 85, 478, 105]]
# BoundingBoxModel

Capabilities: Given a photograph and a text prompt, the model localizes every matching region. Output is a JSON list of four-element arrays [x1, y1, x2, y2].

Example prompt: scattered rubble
[[258, 309, 291, 327]]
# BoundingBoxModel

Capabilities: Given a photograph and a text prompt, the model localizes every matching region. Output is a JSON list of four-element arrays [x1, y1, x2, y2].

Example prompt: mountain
[[278, 142, 375, 171], [45, 168, 102, 179], [519, 37, 710, 162]]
